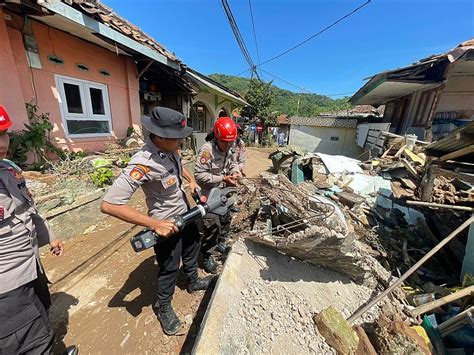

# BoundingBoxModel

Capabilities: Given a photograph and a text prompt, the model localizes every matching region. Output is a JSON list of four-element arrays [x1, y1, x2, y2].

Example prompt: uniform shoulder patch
[[199, 150, 212, 165], [129, 164, 150, 181]]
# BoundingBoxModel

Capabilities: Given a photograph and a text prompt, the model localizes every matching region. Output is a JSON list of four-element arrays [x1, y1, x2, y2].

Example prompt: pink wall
[[3, 13, 140, 152], [0, 8, 28, 130]]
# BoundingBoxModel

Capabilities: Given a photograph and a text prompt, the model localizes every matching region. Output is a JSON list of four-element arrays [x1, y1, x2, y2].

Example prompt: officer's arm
[[31, 213, 56, 247], [100, 202, 176, 236], [100, 166, 177, 236]]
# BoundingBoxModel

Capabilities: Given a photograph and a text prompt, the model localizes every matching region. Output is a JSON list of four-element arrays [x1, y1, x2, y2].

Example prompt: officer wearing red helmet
[[194, 117, 240, 273], [0, 105, 77, 354]]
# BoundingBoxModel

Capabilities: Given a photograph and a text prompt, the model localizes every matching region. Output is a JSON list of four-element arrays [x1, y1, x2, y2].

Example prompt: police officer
[[0, 105, 77, 354], [194, 117, 240, 273], [101, 107, 212, 336]]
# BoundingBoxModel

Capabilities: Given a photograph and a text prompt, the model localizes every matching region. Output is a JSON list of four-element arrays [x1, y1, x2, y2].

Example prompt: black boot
[[63, 346, 79, 355], [202, 255, 218, 274], [156, 304, 181, 335], [216, 241, 231, 254], [187, 275, 214, 293]]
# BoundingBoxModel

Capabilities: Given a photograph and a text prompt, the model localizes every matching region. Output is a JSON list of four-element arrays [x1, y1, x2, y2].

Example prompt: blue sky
[[105, 0, 473, 97]]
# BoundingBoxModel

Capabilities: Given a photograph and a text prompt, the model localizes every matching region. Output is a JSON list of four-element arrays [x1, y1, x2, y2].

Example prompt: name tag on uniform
[[161, 175, 177, 189]]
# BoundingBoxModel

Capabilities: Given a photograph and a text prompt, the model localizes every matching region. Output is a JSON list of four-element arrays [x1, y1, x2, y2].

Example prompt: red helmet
[[213, 117, 237, 142], [0, 105, 12, 131]]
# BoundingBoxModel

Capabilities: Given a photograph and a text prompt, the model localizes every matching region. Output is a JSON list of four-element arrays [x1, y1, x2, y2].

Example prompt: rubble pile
[[231, 133, 473, 353], [235, 173, 392, 287]]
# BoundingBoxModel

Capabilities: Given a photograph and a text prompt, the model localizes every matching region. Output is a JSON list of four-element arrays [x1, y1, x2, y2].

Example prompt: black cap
[[141, 107, 193, 139]]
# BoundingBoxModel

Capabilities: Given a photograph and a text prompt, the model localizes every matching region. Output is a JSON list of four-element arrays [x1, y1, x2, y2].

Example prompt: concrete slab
[[193, 240, 385, 354]]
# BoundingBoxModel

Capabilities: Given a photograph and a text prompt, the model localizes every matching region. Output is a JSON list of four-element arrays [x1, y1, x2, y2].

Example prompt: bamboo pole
[[348, 215, 474, 324]]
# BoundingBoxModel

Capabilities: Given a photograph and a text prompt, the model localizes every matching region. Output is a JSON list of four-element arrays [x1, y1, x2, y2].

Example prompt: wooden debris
[[400, 158, 419, 178], [371, 314, 430, 355], [403, 148, 425, 165], [412, 285, 474, 316], [314, 306, 359, 354], [353, 325, 377, 355], [400, 178, 417, 190], [406, 200, 474, 212], [440, 144, 474, 162], [337, 191, 364, 208]]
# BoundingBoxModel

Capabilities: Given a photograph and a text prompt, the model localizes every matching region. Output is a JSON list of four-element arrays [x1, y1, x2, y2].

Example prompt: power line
[[258, 0, 371, 67], [259, 68, 355, 97], [220, 0, 260, 79], [248, 0, 261, 65]]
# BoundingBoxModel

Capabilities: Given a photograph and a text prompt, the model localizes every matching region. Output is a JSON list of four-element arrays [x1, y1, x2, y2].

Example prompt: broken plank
[[440, 144, 474, 162], [403, 149, 425, 165], [394, 144, 407, 158], [401, 158, 419, 178], [406, 200, 474, 212], [401, 178, 417, 190], [412, 285, 474, 316]]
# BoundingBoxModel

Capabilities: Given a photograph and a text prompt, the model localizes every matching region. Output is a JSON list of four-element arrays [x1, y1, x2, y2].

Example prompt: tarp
[[315, 153, 363, 174]]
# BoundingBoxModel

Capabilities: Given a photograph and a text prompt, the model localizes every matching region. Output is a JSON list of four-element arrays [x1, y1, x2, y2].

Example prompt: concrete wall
[[1, 12, 140, 152], [289, 125, 363, 157]]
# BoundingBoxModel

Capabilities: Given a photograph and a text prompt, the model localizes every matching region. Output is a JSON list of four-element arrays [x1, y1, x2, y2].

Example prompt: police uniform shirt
[[194, 141, 239, 194], [0, 160, 55, 294], [103, 137, 188, 220]]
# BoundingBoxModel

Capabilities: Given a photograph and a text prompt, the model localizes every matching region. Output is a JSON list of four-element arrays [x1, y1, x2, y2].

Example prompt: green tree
[[242, 79, 278, 127]]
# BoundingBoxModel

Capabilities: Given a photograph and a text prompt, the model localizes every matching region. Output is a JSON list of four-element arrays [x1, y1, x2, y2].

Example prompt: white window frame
[[55, 74, 112, 138]]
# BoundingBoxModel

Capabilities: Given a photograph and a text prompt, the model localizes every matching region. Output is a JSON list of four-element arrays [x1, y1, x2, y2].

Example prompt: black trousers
[[199, 211, 231, 258], [0, 282, 54, 355], [153, 222, 200, 308]]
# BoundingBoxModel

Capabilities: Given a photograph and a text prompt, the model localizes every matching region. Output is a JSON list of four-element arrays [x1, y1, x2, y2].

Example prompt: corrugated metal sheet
[[426, 121, 474, 154]]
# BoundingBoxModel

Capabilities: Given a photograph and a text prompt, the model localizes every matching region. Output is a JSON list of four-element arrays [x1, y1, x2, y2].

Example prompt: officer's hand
[[50, 239, 64, 256], [152, 220, 178, 237], [189, 180, 200, 194], [223, 175, 238, 186]]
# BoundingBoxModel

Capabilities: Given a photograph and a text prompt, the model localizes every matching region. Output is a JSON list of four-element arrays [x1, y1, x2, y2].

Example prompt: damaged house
[[350, 39, 474, 142], [0, 0, 247, 152]]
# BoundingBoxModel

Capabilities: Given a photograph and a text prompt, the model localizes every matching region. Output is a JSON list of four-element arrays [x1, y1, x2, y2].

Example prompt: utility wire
[[260, 68, 354, 97], [248, 0, 261, 65], [258, 0, 371, 67], [220, 0, 260, 79]]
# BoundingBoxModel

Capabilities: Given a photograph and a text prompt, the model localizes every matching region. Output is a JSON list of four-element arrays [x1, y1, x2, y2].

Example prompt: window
[[55, 75, 112, 137]]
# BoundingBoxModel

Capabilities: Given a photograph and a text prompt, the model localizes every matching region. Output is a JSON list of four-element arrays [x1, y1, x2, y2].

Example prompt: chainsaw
[[130, 187, 236, 252]]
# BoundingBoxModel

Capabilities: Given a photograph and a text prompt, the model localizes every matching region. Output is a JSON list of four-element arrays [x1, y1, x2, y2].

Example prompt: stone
[[313, 306, 359, 354]]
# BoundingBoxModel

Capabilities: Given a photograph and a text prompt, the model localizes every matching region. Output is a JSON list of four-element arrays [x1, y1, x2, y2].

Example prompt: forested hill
[[208, 73, 352, 117]]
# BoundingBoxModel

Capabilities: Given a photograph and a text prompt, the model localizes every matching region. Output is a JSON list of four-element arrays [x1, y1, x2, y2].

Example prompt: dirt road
[[41, 147, 275, 354]]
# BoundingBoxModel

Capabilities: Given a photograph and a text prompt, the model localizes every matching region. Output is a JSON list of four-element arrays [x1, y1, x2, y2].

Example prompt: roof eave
[[36, 0, 181, 70]]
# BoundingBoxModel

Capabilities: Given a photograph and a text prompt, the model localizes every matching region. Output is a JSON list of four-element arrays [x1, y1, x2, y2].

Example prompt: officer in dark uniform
[[0, 105, 77, 354], [101, 107, 212, 336]]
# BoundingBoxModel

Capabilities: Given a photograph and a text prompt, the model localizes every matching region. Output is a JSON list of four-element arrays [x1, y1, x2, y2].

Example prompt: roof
[[62, 0, 179, 62], [350, 39, 474, 105], [277, 114, 289, 125], [185, 69, 249, 107], [289, 117, 358, 128], [319, 105, 385, 118], [426, 121, 474, 161]]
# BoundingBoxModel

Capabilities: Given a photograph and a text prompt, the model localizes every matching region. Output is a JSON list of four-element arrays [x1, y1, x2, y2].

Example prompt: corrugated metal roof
[[426, 121, 474, 155]]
